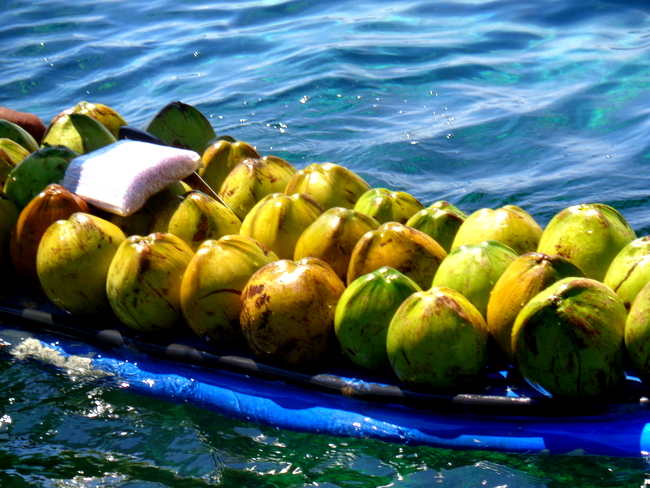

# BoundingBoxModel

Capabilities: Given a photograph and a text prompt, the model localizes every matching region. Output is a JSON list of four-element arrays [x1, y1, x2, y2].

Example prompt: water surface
[[3, 0, 650, 485]]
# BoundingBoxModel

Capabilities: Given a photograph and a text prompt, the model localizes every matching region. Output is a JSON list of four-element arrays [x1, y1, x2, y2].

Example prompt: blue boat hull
[[1, 294, 650, 458]]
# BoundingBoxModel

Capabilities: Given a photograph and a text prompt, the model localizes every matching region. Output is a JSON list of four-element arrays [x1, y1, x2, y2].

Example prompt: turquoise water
[[3, 0, 650, 485]]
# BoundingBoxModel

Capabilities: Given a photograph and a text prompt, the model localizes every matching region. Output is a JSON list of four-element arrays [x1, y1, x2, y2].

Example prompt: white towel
[[61, 140, 202, 216]]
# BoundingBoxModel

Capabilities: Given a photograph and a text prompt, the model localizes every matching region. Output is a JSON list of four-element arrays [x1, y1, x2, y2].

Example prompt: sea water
[[3, 0, 650, 485]]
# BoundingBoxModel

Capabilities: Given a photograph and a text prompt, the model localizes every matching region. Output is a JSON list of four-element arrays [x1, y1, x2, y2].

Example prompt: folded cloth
[[61, 140, 202, 216]]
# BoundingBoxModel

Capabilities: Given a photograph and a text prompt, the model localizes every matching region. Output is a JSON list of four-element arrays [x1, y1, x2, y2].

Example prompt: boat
[[1, 286, 650, 458]]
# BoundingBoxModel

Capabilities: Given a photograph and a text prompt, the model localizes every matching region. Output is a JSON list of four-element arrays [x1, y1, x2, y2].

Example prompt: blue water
[[3, 0, 650, 485]]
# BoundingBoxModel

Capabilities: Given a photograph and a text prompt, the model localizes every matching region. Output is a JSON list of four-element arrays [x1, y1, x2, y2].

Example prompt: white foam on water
[[0, 328, 111, 379]]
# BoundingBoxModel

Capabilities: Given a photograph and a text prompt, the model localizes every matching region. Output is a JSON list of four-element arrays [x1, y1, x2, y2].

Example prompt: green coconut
[[347, 222, 447, 290], [180, 235, 278, 347], [537, 203, 635, 282], [284, 162, 371, 211], [624, 280, 650, 387], [405, 204, 466, 253], [0, 119, 39, 153], [511, 277, 627, 398], [219, 155, 298, 220], [386, 286, 489, 390], [36, 212, 126, 316], [41, 113, 117, 154], [3, 145, 79, 209], [353, 188, 424, 224], [451, 205, 543, 255], [432, 240, 519, 319], [486, 252, 585, 362], [334, 267, 421, 371], [239, 192, 323, 260], [67, 101, 128, 139], [145, 101, 216, 155], [150, 190, 241, 252], [294, 207, 380, 283], [0, 138, 31, 188], [106, 232, 194, 333], [240, 257, 346, 368], [200, 138, 260, 194], [603, 236, 650, 309]]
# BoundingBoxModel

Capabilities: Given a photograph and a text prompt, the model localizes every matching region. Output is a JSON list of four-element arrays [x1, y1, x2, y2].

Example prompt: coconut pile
[[2, 100, 650, 402]]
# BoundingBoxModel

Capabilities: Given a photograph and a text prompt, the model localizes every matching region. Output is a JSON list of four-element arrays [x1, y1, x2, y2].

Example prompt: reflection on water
[[0, 355, 649, 487]]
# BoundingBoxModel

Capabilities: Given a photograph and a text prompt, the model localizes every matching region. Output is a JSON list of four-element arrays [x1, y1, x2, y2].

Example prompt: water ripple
[[4, 1, 650, 482]]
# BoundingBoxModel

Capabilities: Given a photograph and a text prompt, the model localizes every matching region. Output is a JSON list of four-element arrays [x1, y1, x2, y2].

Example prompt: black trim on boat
[[1, 297, 648, 418]]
